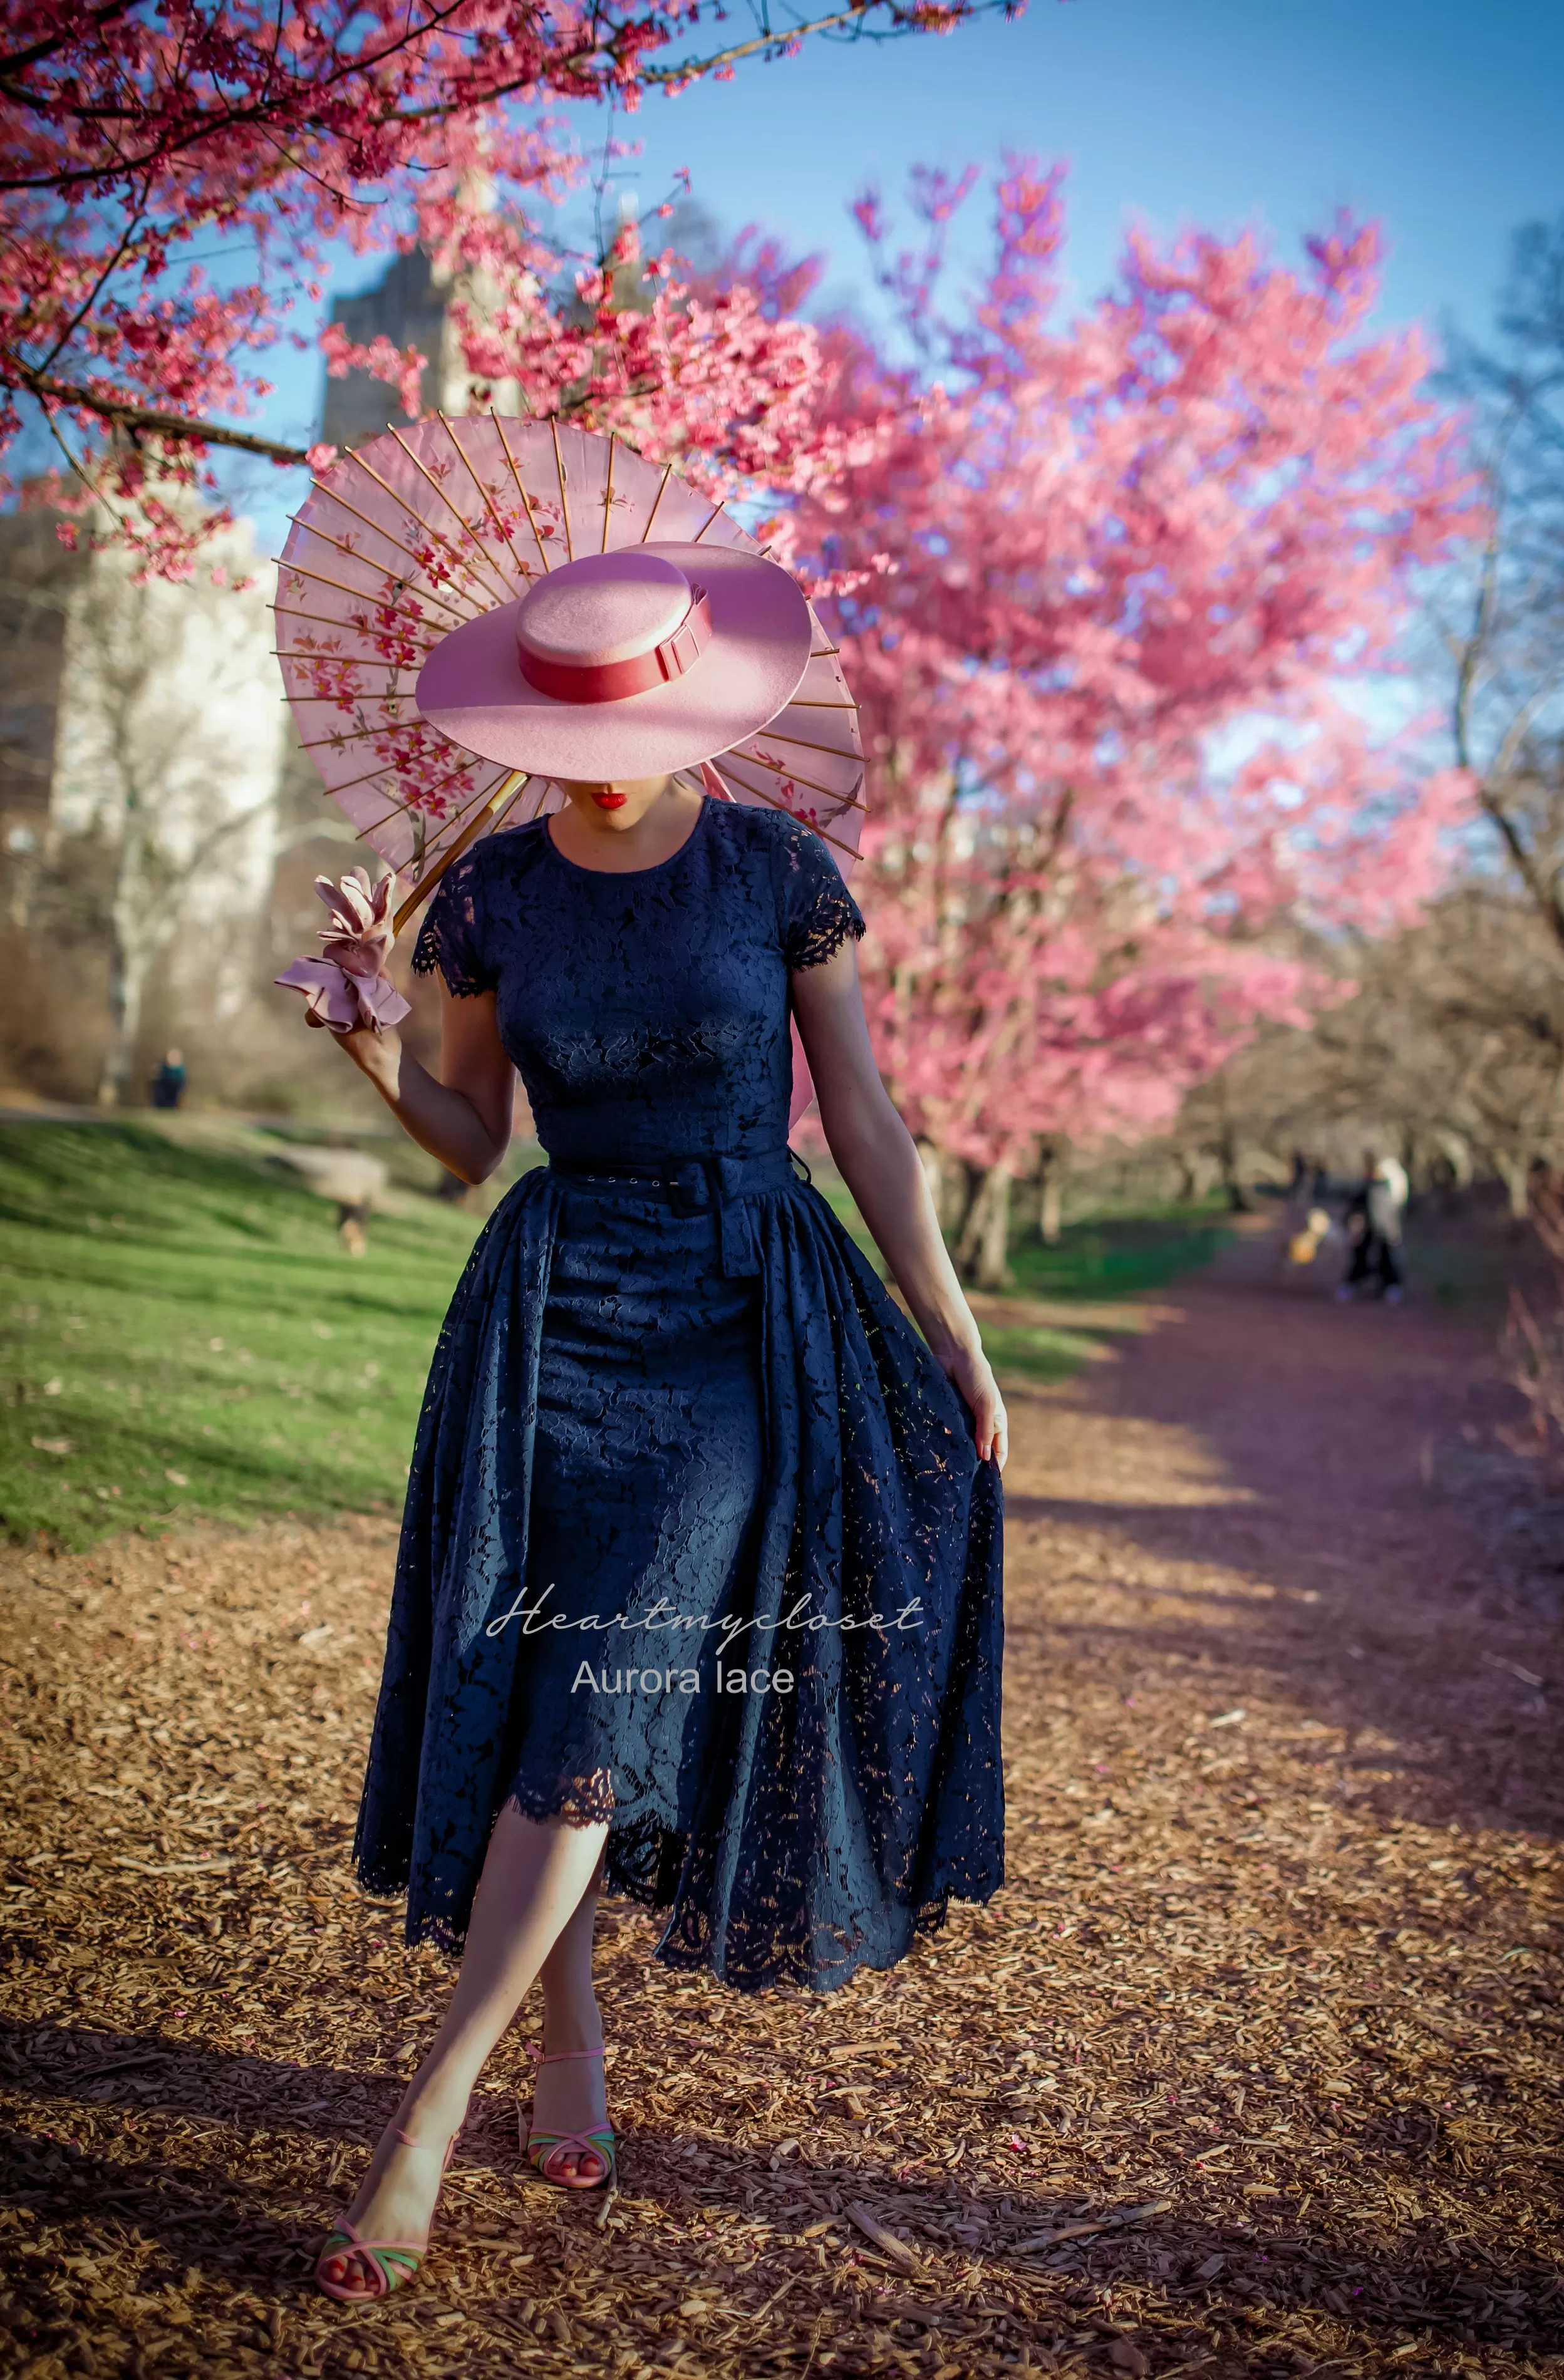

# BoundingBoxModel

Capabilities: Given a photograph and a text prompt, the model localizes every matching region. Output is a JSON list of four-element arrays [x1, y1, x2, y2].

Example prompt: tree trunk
[[1029, 1137, 1065, 1243], [918, 1140, 965, 1236], [1173, 1147, 1200, 1203], [933, 1152, 980, 1247], [97, 936, 149, 1109], [955, 1164, 1013, 1289], [1216, 1125, 1251, 1213], [1496, 1154, 1532, 1221]]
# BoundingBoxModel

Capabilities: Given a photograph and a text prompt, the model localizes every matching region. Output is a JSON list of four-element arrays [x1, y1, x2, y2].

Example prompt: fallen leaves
[[1013, 2196, 1174, 2254], [845, 2200, 919, 2269], [1, 1256, 1561, 2379]]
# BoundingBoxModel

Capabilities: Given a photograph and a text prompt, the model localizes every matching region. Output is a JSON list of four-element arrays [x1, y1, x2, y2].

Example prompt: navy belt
[[546, 1148, 807, 1278]]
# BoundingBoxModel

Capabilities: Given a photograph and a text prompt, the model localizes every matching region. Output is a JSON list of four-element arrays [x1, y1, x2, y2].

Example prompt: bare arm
[[317, 983, 515, 1185], [790, 941, 1008, 1470]]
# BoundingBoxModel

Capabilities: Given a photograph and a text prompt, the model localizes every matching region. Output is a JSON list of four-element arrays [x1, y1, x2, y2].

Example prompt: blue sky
[[232, 0, 1563, 553]]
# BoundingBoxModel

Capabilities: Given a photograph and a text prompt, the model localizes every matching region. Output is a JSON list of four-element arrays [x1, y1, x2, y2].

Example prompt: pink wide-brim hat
[[415, 542, 813, 782]]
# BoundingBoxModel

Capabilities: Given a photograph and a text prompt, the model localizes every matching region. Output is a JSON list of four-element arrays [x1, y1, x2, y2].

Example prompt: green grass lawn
[[977, 1206, 1235, 1385], [0, 1121, 490, 1549], [1003, 1205, 1235, 1304], [810, 1161, 1233, 1387], [0, 1126, 1235, 1546]]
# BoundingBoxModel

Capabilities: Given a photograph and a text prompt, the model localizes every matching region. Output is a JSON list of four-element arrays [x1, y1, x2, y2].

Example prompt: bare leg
[[528, 1850, 609, 2181], [320, 1808, 607, 2297]]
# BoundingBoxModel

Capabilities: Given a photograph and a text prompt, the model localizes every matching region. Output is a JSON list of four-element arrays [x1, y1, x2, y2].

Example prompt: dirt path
[[2, 1233, 1561, 2379]]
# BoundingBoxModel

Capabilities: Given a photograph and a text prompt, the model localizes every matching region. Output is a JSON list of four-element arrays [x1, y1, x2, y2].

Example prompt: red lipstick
[[592, 791, 628, 809]]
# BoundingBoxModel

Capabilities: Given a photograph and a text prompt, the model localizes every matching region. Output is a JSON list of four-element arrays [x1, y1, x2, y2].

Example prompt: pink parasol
[[274, 418, 864, 935]]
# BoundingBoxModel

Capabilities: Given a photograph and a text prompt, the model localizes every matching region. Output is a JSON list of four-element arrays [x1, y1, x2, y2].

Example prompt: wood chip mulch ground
[[1, 1230, 1561, 2379]]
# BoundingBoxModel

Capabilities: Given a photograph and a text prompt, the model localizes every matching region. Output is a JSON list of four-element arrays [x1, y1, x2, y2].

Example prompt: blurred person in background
[[1337, 1151, 1406, 1304], [150, 1048, 187, 1110]]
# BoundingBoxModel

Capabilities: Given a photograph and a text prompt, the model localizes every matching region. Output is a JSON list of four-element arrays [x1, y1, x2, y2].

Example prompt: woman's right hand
[[942, 1340, 1009, 1472]]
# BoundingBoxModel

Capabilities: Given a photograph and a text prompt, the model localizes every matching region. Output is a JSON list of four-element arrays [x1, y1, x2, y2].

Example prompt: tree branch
[[0, 0, 136, 86], [13, 366, 311, 464], [0, 0, 991, 192], [1476, 782, 1564, 957]]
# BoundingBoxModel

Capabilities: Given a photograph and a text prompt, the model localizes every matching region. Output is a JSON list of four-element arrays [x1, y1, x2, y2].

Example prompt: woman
[[309, 542, 1006, 2302]]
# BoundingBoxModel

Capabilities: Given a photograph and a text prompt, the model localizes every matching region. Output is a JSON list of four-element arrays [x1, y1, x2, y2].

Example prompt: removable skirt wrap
[[353, 1154, 1003, 1994]]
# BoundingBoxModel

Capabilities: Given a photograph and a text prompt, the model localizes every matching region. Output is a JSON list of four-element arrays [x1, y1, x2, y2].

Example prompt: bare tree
[[1440, 214, 1564, 958], [1170, 883, 1564, 1219], [39, 535, 285, 1105]]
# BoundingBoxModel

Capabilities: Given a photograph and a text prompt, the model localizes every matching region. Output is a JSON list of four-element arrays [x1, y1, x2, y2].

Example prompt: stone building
[[319, 224, 524, 452], [0, 234, 504, 1104], [0, 506, 284, 1102], [321, 249, 450, 451]]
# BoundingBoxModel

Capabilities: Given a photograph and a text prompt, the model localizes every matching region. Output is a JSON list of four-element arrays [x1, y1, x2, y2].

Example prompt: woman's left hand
[[943, 1342, 1008, 1471]]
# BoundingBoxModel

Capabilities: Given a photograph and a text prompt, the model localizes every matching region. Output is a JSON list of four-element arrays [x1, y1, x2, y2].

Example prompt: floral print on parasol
[[273, 416, 865, 936]]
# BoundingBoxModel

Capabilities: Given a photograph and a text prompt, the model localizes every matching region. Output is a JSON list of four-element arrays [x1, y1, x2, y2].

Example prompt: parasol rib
[[272, 546, 473, 630], [731, 743, 866, 810], [296, 718, 428, 753], [362, 747, 498, 822], [357, 758, 506, 851], [551, 418, 575, 563], [749, 723, 865, 767], [703, 759, 859, 863], [303, 481, 487, 615], [305, 752, 432, 802], [493, 414, 554, 574], [442, 412, 535, 587], [601, 432, 617, 554], [393, 770, 529, 933], [271, 603, 438, 654], [341, 444, 513, 612], [273, 651, 418, 674], [640, 462, 674, 544], [385, 424, 519, 604]]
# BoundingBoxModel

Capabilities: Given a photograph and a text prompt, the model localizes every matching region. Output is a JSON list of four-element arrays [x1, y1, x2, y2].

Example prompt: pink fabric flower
[[275, 867, 412, 1033]]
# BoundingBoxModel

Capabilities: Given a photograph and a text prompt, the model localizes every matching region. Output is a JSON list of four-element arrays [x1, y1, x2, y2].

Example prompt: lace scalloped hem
[[356, 1772, 1003, 1996], [648, 1876, 997, 1999]]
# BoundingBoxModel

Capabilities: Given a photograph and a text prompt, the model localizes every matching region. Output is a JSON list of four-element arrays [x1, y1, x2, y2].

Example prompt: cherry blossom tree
[[787, 160, 1484, 1278], [0, 0, 1008, 575], [323, 210, 886, 521]]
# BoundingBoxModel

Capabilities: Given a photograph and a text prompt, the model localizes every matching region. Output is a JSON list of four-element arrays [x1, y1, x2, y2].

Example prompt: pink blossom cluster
[[0, 0, 996, 577], [785, 161, 1484, 1166]]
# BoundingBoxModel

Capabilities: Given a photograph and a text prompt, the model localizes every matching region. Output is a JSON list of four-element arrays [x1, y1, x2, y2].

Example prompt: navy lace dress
[[353, 798, 1003, 1994]]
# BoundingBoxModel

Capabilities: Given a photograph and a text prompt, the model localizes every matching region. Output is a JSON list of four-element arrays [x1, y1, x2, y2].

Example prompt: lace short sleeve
[[778, 819, 866, 971], [411, 852, 495, 997]]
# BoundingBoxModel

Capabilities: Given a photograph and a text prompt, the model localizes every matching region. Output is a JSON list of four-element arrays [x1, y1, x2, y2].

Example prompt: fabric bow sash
[[276, 867, 412, 1033]]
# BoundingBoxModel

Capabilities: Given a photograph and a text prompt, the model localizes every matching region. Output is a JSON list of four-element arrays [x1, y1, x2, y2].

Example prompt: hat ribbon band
[[517, 587, 712, 706]]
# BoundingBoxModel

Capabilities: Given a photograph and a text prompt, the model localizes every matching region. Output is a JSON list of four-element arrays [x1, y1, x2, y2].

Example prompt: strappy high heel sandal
[[521, 2044, 616, 2191], [315, 2121, 461, 2303]]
